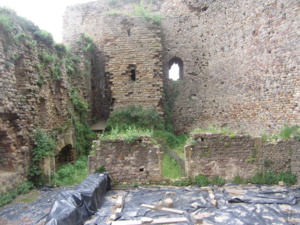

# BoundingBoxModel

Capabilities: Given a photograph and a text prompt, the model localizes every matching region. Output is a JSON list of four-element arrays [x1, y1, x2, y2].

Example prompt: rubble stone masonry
[[88, 136, 163, 184], [185, 133, 300, 182]]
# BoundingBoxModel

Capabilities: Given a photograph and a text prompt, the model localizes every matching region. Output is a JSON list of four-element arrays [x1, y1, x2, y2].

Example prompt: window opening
[[169, 63, 180, 80], [168, 57, 183, 80], [130, 69, 136, 81]]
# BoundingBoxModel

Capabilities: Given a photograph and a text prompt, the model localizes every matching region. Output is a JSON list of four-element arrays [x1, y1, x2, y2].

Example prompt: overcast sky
[[0, 0, 93, 43]]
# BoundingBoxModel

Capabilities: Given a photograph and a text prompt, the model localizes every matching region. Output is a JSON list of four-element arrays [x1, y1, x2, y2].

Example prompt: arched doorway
[[55, 144, 75, 168]]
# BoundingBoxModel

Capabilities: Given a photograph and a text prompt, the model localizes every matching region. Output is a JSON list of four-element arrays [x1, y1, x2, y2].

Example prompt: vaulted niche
[[169, 57, 183, 81], [56, 144, 75, 168]]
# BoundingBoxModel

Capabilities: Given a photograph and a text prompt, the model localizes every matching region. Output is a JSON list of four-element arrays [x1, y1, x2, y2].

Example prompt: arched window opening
[[168, 57, 183, 80]]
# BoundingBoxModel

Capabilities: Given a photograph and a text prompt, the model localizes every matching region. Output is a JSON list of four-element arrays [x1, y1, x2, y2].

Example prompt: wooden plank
[[111, 217, 188, 225], [140, 204, 184, 215]]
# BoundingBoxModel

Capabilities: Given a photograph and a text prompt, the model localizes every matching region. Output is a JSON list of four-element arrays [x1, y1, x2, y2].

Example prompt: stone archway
[[56, 144, 76, 168]]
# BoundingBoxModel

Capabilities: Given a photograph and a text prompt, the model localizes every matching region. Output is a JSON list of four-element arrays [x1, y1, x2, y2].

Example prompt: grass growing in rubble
[[52, 156, 88, 186], [162, 153, 185, 179], [0, 181, 34, 207]]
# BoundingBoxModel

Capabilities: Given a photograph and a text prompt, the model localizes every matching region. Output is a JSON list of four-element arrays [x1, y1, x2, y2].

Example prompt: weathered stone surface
[[88, 136, 163, 184], [185, 133, 300, 181], [0, 11, 94, 192], [163, 198, 174, 208]]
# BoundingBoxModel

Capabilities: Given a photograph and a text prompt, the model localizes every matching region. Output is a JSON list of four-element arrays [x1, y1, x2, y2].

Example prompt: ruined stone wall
[[0, 10, 95, 192], [185, 133, 259, 180], [185, 133, 300, 181], [88, 136, 163, 185], [104, 16, 163, 113], [161, 0, 300, 134], [63, 0, 164, 116]]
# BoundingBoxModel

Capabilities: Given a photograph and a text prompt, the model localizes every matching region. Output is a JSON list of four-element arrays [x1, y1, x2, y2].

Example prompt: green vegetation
[[100, 126, 153, 144], [52, 156, 89, 186], [14, 32, 27, 43], [106, 105, 164, 131], [191, 125, 235, 135], [0, 181, 34, 207], [95, 165, 106, 173], [130, 0, 162, 25], [103, 105, 188, 180], [172, 174, 225, 187], [162, 153, 184, 179], [251, 171, 297, 186], [278, 124, 300, 140], [261, 124, 300, 142], [81, 34, 96, 52], [39, 51, 56, 65], [28, 130, 56, 186], [232, 171, 297, 186], [0, 13, 12, 32], [69, 89, 96, 155], [55, 43, 67, 57], [34, 30, 54, 46]]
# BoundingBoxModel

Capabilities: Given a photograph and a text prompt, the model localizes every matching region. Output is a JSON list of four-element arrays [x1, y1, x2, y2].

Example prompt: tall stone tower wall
[[64, 0, 300, 135], [160, 0, 300, 134], [64, 0, 164, 116]]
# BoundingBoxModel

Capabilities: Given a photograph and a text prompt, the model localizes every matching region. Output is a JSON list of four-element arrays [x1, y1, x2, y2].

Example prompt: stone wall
[[88, 136, 163, 185], [63, 2, 164, 115], [104, 15, 164, 113], [0, 10, 95, 192], [160, 0, 300, 134], [185, 133, 300, 182]]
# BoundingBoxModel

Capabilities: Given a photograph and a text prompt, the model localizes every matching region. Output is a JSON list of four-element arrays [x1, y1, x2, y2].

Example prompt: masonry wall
[[63, 0, 163, 118], [185, 133, 300, 182], [88, 136, 163, 185], [160, 0, 300, 134], [104, 16, 164, 113], [0, 10, 95, 193]]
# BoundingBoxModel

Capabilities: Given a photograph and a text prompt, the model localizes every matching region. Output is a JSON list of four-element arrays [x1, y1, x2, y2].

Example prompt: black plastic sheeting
[[86, 185, 300, 225], [45, 173, 110, 225]]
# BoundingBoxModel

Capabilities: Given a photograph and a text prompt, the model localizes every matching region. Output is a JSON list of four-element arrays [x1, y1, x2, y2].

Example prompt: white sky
[[0, 0, 92, 43], [169, 63, 179, 80]]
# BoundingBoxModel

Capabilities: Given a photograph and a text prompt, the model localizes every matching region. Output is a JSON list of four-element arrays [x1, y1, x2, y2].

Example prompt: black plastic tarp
[[45, 173, 110, 225]]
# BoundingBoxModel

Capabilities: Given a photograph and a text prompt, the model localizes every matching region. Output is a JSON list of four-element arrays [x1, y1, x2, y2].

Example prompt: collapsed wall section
[[88, 136, 163, 185]]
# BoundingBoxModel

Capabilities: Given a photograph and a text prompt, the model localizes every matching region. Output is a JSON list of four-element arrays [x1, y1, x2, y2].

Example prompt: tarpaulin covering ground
[[86, 185, 300, 225], [1, 179, 300, 224]]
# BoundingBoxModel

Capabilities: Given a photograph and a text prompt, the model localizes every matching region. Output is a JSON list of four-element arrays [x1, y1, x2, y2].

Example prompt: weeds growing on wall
[[52, 156, 89, 186], [0, 12, 13, 32], [106, 105, 165, 131], [100, 126, 153, 144], [130, 0, 162, 25], [28, 130, 56, 186], [0, 181, 34, 207], [69, 88, 96, 155], [81, 34, 96, 52], [34, 30, 54, 46], [260, 124, 300, 142]]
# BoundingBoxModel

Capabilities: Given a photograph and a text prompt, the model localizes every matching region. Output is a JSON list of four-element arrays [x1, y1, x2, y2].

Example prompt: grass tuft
[[162, 153, 184, 179]]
